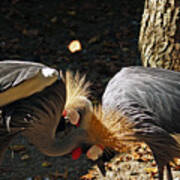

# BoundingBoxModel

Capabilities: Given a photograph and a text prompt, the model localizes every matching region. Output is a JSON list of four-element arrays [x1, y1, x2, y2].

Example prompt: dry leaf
[[21, 154, 30, 160], [67, 11, 76, 16], [173, 165, 180, 171], [50, 169, 68, 179], [174, 158, 180, 165], [10, 145, 26, 152], [132, 152, 141, 160], [106, 162, 113, 169], [144, 167, 158, 174], [41, 161, 52, 168], [88, 36, 100, 44], [51, 16, 58, 23], [68, 40, 82, 53], [80, 171, 95, 180], [22, 29, 39, 36]]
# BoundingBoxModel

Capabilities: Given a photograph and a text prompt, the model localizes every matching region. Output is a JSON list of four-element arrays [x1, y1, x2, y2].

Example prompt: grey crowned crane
[[64, 66, 180, 180], [0, 60, 93, 164]]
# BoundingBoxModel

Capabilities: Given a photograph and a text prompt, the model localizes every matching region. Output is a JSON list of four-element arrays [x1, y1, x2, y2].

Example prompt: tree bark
[[139, 0, 180, 71]]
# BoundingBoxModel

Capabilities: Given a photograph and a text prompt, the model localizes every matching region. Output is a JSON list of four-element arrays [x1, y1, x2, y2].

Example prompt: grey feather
[[0, 60, 45, 92], [102, 66, 180, 174], [103, 66, 180, 133]]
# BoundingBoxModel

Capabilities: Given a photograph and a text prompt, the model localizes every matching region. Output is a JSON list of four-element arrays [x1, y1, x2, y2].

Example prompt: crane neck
[[36, 128, 89, 157]]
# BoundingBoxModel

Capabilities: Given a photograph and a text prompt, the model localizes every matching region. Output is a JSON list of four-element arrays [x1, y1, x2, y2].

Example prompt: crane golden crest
[[64, 71, 91, 110], [63, 71, 92, 127]]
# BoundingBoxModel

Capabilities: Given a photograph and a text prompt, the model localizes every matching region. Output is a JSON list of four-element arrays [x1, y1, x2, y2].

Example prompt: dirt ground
[[0, 0, 180, 179]]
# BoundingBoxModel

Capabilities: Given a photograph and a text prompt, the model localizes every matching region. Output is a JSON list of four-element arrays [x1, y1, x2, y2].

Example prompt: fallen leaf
[[10, 145, 26, 152], [50, 169, 68, 179], [51, 16, 58, 23], [106, 162, 113, 169], [173, 165, 180, 171], [103, 41, 118, 48], [144, 157, 153, 162], [41, 161, 52, 168], [132, 152, 141, 160], [21, 154, 30, 160], [88, 36, 100, 44], [122, 47, 129, 52], [80, 170, 95, 180], [173, 158, 180, 165], [22, 29, 39, 36], [68, 40, 82, 53], [67, 11, 76, 16], [144, 167, 158, 174]]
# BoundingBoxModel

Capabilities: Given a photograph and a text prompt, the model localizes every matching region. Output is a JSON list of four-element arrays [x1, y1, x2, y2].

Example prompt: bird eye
[[62, 109, 80, 126]]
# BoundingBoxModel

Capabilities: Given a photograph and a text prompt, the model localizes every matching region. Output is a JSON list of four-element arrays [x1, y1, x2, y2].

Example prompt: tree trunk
[[139, 0, 180, 71]]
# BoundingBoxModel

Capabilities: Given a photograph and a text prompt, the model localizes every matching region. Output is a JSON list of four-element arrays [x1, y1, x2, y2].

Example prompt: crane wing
[[102, 66, 180, 133], [0, 60, 59, 107]]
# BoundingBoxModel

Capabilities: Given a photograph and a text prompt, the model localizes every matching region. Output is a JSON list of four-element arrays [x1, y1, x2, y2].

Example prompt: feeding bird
[[0, 60, 93, 165], [64, 66, 180, 180]]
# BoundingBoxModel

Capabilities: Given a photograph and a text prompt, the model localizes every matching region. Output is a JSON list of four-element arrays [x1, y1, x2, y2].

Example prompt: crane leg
[[156, 163, 164, 180], [151, 151, 164, 180], [166, 163, 173, 180]]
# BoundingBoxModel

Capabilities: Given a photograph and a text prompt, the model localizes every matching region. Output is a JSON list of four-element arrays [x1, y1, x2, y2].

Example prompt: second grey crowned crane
[[63, 67, 180, 180], [101, 67, 180, 180]]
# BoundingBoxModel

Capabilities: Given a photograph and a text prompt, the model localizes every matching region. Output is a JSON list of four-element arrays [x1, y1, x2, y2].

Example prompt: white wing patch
[[41, 67, 58, 78]]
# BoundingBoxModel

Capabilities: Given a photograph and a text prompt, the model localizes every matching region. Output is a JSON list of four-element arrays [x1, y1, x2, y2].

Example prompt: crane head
[[60, 71, 96, 159], [62, 108, 80, 126], [62, 71, 92, 127]]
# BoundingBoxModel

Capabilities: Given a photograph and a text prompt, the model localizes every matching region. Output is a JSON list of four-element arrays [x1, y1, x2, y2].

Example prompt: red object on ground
[[72, 147, 82, 160]]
